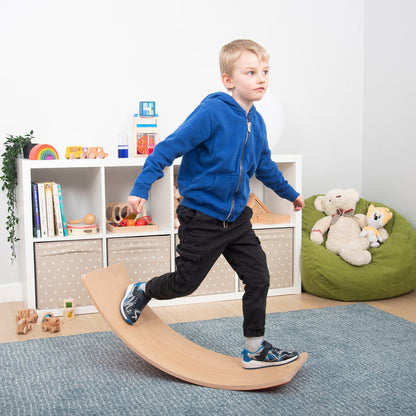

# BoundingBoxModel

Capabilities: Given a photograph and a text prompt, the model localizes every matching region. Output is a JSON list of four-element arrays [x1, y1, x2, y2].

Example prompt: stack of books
[[31, 182, 68, 238]]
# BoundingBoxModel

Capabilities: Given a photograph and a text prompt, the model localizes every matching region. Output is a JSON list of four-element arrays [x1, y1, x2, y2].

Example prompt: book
[[31, 183, 41, 238], [57, 183, 68, 236], [52, 182, 64, 237], [36, 183, 48, 238], [44, 182, 55, 237]]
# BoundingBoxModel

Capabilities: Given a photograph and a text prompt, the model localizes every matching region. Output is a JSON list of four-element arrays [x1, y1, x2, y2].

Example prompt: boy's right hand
[[128, 195, 146, 214]]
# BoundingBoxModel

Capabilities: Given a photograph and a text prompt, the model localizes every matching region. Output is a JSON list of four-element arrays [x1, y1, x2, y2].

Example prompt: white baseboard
[[0, 283, 22, 303]]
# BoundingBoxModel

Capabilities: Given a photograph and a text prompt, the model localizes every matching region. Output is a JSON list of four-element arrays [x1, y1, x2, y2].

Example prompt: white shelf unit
[[17, 155, 302, 316]]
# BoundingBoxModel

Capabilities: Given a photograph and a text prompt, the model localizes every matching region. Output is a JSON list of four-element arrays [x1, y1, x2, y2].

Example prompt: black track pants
[[146, 204, 270, 337]]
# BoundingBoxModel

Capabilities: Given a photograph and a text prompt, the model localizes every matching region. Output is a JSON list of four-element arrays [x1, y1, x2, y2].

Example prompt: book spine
[[57, 183, 68, 236], [37, 183, 48, 238], [52, 182, 64, 237], [31, 183, 41, 238], [44, 182, 55, 237]]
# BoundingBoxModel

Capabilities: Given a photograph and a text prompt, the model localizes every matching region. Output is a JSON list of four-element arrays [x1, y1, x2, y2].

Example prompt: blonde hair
[[219, 39, 269, 76]]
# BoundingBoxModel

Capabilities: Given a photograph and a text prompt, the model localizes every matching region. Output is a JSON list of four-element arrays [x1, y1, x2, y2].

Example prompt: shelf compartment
[[107, 235, 171, 283], [34, 239, 103, 309], [238, 228, 293, 292]]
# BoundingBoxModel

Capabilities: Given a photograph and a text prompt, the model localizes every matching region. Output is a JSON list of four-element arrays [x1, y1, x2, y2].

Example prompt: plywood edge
[[82, 263, 308, 390]]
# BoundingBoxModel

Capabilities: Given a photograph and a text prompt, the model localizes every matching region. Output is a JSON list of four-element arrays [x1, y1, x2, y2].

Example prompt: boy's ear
[[221, 73, 234, 90]]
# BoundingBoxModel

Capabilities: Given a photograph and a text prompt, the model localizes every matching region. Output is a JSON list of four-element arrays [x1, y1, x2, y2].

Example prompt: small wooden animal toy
[[40, 312, 61, 333], [16, 308, 38, 324], [16, 318, 32, 335]]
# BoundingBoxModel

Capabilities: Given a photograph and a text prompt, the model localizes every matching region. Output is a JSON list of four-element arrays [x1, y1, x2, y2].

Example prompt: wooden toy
[[139, 101, 156, 117], [40, 312, 60, 333], [63, 309, 74, 320], [67, 223, 98, 235], [247, 193, 290, 224], [27, 144, 59, 160], [42, 317, 60, 333], [106, 203, 130, 224], [15, 309, 36, 335], [67, 213, 98, 235], [39, 312, 54, 323], [82, 263, 308, 391], [133, 102, 159, 156], [87, 147, 108, 159], [68, 213, 96, 225], [63, 298, 75, 320], [107, 220, 159, 233], [16, 308, 38, 324], [16, 318, 32, 335], [105, 203, 159, 233], [65, 146, 108, 159], [65, 146, 86, 159]]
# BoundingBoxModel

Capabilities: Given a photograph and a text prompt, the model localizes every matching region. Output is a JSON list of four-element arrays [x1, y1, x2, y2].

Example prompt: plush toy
[[360, 205, 393, 248], [310, 188, 371, 266]]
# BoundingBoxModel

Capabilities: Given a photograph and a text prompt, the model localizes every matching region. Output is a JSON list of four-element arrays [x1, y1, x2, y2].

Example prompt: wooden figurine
[[16, 308, 38, 324], [15, 308, 38, 335], [40, 312, 61, 333], [246, 193, 290, 224], [16, 318, 32, 335]]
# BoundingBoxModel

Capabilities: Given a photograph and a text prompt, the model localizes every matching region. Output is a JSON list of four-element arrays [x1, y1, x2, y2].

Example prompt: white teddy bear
[[310, 188, 371, 266]]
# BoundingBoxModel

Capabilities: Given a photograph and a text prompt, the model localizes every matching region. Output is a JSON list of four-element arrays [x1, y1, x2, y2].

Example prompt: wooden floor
[[2, 289, 415, 344]]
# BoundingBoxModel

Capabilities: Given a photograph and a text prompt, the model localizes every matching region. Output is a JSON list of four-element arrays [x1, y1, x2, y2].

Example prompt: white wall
[[1, 0, 410, 297], [271, 1, 363, 196], [362, 0, 416, 228]]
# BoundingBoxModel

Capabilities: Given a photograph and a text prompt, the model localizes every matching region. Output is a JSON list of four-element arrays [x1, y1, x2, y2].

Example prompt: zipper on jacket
[[224, 114, 251, 223]]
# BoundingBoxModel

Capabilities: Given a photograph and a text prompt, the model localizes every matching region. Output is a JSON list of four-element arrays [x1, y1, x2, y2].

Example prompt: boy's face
[[222, 51, 269, 112]]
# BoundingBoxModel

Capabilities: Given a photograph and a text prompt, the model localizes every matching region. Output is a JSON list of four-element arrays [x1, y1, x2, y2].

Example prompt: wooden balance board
[[82, 263, 308, 391]]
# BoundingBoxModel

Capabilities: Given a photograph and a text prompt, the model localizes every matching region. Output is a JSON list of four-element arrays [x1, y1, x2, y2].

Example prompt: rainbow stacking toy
[[28, 144, 59, 160]]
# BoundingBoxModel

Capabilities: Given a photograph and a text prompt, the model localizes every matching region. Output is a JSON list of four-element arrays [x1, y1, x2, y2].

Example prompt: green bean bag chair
[[302, 195, 416, 301]]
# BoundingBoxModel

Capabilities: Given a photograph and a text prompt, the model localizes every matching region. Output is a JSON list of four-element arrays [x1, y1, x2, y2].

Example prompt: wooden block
[[247, 193, 272, 215], [256, 213, 291, 224]]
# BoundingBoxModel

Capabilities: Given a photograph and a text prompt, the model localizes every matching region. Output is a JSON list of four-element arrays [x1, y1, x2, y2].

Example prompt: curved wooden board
[[82, 263, 308, 390]]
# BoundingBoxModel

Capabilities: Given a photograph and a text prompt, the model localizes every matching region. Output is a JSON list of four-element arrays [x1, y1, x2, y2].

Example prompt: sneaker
[[120, 282, 151, 325], [242, 340, 299, 369]]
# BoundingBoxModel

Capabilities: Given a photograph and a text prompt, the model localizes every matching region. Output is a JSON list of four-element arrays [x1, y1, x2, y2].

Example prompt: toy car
[[16, 318, 32, 335], [16, 308, 38, 323], [87, 147, 108, 159], [65, 146, 86, 159], [42, 316, 60, 333]]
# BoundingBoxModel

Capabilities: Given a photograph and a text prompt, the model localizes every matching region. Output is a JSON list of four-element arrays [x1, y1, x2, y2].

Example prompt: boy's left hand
[[293, 195, 305, 211]]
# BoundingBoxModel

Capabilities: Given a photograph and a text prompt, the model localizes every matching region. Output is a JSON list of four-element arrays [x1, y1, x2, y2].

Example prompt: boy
[[121, 39, 305, 369]]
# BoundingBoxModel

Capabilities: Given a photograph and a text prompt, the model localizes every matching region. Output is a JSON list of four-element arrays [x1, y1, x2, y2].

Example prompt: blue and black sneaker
[[242, 340, 299, 369], [120, 282, 151, 325]]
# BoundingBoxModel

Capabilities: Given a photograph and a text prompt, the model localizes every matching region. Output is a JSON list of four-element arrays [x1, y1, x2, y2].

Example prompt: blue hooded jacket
[[130, 92, 299, 222]]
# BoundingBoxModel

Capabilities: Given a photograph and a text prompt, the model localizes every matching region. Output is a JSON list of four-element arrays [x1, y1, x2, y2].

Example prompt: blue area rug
[[1, 304, 415, 415]]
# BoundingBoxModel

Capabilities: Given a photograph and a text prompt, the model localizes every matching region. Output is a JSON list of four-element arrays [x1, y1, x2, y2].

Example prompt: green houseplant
[[1, 131, 34, 262]]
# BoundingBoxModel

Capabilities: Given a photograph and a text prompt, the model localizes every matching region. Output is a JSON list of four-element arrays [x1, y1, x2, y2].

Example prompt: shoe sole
[[242, 353, 299, 369], [120, 283, 136, 325]]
